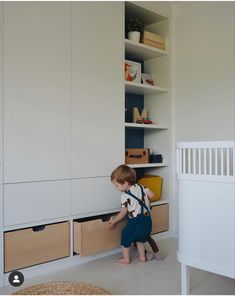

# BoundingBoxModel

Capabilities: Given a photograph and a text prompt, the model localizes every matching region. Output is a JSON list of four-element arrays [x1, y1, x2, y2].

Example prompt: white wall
[[173, 2, 235, 142], [172, 2, 234, 237]]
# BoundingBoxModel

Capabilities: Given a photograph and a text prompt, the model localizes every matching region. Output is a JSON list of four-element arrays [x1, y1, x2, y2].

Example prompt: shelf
[[125, 81, 168, 95], [125, 122, 168, 130], [125, 39, 168, 60], [151, 199, 169, 206], [128, 163, 168, 169], [125, 2, 167, 27]]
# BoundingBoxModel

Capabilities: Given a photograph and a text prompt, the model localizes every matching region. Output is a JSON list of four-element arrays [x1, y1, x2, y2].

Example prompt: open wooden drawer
[[74, 213, 126, 256]]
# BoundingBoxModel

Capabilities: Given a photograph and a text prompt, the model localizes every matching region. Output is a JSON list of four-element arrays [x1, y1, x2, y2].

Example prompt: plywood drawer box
[[74, 214, 126, 256], [151, 204, 169, 234], [4, 221, 70, 272]]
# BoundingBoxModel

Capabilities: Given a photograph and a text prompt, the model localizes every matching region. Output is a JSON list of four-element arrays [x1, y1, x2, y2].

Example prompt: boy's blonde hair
[[111, 164, 136, 185]]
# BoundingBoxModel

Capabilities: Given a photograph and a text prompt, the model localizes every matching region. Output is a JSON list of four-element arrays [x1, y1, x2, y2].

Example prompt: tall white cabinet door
[[0, 2, 3, 287], [4, 2, 71, 183], [71, 2, 124, 178]]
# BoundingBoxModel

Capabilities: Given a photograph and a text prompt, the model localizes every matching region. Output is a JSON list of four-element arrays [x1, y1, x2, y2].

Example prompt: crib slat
[[198, 148, 201, 175], [231, 148, 235, 176], [183, 149, 186, 174], [188, 148, 191, 174], [226, 148, 230, 176], [179, 149, 182, 174], [192, 149, 196, 175], [204, 148, 207, 175], [215, 148, 218, 175], [221, 148, 224, 176], [209, 148, 212, 175]]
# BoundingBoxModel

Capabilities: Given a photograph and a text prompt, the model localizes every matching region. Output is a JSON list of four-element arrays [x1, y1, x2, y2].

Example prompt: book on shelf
[[141, 38, 165, 50], [142, 30, 165, 44]]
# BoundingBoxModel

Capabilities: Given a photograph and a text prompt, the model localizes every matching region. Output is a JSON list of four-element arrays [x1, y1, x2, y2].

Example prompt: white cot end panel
[[178, 180, 235, 278], [3, 2, 71, 183], [71, 177, 120, 215], [4, 180, 71, 227]]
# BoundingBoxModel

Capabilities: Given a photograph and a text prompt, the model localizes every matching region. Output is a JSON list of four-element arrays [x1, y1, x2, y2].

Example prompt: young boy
[[108, 164, 152, 264]]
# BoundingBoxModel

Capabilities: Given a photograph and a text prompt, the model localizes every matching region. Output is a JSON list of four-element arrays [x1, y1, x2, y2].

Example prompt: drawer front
[[4, 180, 71, 226], [151, 204, 169, 234], [74, 216, 125, 256], [72, 177, 120, 215], [4, 221, 70, 272]]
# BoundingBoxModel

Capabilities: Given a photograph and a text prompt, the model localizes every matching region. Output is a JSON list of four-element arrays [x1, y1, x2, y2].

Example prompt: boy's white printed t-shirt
[[121, 184, 150, 218]]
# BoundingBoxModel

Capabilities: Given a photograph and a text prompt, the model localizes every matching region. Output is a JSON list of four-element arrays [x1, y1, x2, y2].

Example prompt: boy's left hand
[[107, 217, 117, 230]]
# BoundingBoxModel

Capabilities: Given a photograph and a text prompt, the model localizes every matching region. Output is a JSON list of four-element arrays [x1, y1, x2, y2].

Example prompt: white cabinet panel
[[4, 180, 71, 226], [4, 2, 71, 183], [0, 2, 3, 287], [71, 2, 124, 178], [72, 177, 120, 215]]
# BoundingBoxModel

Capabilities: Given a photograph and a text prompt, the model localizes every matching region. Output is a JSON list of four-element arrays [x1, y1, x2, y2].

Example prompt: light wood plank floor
[[0, 238, 234, 295]]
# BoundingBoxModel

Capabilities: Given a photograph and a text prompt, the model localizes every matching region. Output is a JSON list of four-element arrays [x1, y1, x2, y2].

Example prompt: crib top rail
[[176, 141, 235, 182]]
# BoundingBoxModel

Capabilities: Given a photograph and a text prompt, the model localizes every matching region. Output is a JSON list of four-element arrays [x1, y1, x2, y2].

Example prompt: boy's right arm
[[107, 207, 127, 230]]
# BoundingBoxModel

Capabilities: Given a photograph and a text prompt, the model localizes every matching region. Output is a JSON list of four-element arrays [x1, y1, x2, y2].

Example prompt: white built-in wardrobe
[[0, 1, 125, 286]]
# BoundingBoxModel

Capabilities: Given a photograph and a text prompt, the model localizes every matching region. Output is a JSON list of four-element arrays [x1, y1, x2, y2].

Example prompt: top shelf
[[125, 2, 168, 26], [125, 39, 168, 60]]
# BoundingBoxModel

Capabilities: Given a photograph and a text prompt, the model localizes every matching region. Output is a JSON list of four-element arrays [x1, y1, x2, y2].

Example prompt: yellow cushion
[[138, 175, 162, 201]]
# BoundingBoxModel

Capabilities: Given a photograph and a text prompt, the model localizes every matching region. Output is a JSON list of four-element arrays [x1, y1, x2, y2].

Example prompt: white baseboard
[[3, 248, 121, 287]]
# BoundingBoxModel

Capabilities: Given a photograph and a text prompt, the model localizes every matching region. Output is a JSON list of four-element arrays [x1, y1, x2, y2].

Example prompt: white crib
[[176, 141, 235, 294]]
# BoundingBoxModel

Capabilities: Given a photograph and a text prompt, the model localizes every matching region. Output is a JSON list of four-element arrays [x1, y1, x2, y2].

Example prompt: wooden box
[[4, 221, 70, 272], [151, 204, 169, 234], [125, 148, 149, 164], [142, 30, 165, 44], [74, 214, 126, 256]]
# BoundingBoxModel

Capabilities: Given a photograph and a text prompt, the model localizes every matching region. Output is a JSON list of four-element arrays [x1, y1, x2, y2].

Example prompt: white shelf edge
[[125, 81, 168, 95], [128, 162, 168, 169], [125, 122, 168, 129], [151, 199, 169, 206], [125, 38, 168, 59]]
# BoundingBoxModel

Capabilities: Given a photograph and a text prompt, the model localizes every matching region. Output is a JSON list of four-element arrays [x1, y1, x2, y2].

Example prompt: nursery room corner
[[0, 1, 234, 295]]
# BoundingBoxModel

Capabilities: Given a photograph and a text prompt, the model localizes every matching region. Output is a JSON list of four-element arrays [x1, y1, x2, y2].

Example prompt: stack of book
[[141, 30, 165, 50]]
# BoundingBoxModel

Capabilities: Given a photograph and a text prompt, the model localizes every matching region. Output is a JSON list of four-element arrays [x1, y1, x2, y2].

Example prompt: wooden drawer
[[74, 214, 126, 256], [4, 221, 70, 272], [151, 204, 169, 234]]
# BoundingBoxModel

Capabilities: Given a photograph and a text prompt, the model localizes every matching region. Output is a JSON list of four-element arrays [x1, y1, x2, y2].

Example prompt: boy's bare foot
[[139, 257, 146, 263], [116, 258, 130, 264]]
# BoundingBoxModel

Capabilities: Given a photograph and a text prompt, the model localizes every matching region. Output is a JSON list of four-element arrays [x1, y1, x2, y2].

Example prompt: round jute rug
[[13, 281, 110, 295]]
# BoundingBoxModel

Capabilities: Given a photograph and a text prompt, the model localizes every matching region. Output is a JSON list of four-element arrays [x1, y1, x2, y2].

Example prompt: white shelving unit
[[125, 2, 172, 236]]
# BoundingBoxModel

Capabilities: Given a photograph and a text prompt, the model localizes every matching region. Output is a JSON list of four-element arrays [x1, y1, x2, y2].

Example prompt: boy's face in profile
[[112, 180, 129, 192]]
